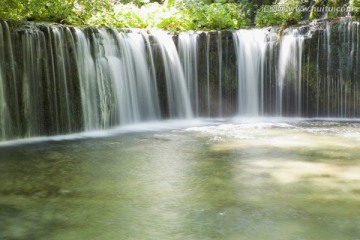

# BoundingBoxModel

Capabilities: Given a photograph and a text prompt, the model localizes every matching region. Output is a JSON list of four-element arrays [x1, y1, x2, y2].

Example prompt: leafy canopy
[[0, 0, 358, 31]]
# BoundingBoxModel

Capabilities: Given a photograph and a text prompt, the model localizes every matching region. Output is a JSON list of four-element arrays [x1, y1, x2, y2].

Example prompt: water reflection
[[0, 120, 360, 239]]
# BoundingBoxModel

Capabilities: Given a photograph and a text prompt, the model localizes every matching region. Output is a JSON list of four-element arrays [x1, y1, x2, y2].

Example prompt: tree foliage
[[0, 0, 358, 31], [350, 0, 360, 18], [256, 0, 303, 27]]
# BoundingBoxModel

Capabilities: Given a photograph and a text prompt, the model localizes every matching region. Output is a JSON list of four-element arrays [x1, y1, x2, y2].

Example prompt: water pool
[[1, 119, 360, 240]]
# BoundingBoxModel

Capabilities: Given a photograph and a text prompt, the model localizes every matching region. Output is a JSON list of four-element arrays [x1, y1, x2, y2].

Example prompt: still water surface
[[1, 119, 360, 240]]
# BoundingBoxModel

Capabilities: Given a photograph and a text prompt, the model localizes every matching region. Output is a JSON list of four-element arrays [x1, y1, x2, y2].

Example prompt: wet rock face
[[300, 20, 360, 117]]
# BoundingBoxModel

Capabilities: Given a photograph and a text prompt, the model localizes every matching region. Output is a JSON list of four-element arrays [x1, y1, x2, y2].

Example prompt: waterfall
[[233, 29, 268, 116], [0, 21, 20, 141], [275, 21, 360, 117], [74, 28, 99, 130], [277, 29, 304, 116], [263, 30, 278, 116], [0, 19, 360, 142], [0, 23, 194, 141], [96, 29, 161, 125], [0, 23, 10, 140], [217, 32, 223, 116], [206, 33, 211, 117], [151, 30, 193, 119], [178, 32, 199, 116], [325, 23, 332, 117], [310, 21, 360, 117]]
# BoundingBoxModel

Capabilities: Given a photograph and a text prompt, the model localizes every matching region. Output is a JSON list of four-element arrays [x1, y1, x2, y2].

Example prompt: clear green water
[[1, 120, 360, 240]]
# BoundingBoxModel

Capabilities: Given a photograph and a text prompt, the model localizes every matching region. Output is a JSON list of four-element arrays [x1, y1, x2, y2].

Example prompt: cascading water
[[0, 21, 21, 140], [277, 29, 304, 116], [311, 20, 360, 117], [178, 32, 199, 116], [217, 31, 223, 116], [233, 29, 268, 116], [205, 33, 211, 116], [74, 28, 100, 130], [97, 29, 161, 125], [0, 23, 194, 141], [0, 19, 360, 142], [0, 23, 10, 140], [325, 23, 332, 117], [151, 30, 193, 119], [75, 28, 163, 129]]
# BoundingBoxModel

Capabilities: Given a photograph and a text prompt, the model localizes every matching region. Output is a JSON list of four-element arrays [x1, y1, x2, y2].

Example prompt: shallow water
[[1, 119, 360, 240]]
